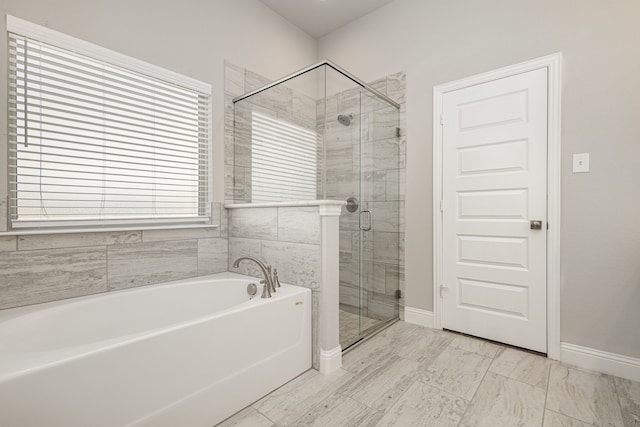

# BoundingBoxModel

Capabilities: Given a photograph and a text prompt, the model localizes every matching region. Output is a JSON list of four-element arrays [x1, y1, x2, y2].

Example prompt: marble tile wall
[[224, 61, 319, 204], [227, 206, 322, 368], [320, 72, 407, 321], [0, 203, 228, 310]]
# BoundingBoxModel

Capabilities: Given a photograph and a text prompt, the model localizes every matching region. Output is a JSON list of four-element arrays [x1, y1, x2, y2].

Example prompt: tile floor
[[218, 321, 640, 427], [339, 305, 382, 349]]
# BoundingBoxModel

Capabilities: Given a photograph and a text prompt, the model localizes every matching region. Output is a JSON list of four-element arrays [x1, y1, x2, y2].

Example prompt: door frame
[[432, 53, 562, 360]]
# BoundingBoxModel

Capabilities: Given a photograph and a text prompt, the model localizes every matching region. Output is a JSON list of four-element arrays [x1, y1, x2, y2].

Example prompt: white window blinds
[[251, 112, 318, 203], [7, 29, 210, 229]]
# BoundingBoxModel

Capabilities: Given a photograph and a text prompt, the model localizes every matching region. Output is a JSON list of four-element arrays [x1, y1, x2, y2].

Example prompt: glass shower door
[[355, 91, 401, 343]]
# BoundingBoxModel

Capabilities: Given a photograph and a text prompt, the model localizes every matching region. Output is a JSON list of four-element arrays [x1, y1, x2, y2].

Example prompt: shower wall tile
[[277, 207, 320, 244], [224, 166, 235, 204], [368, 201, 400, 233], [17, 231, 141, 251], [339, 231, 354, 256], [0, 246, 107, 309], [197, 238, 228, 275], [362, 262, 386, 295], [219, 205, 229, 239], [325, 146, 354, 175], [385, 169, 405, 201], [292, 90, 317, 129], [387, 72, 406, 104], [339, 207, 360, 231], [233, 165, 252, 203], [362, 170, 387, 202], [261, 240, 321, 290], [339, 255, 359, 288], [107, 240, 198, 290], [362, 138, 402, 171], [339, 282, 360, 308], [360, 231, 401, 264], [0, 197, 7, 232], [384, 264, 404, 297], [224, 61, 245, 98], [326, 172, 358, 199], [244, 69, 271, 93], [229, 207, 278, 240], [142, 227, 220, 242], [312, 291, 320, 369], [0, 236, 17, 252], [338, 88, 361, 113], [369, 77, 388, 95], [367, 290, 398, 320], [363, 107, 400, 142]]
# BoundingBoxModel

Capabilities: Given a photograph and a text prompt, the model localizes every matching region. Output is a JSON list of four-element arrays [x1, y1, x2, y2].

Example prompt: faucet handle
[[273, 268, 281, 288], [260, 279, 271, 298]]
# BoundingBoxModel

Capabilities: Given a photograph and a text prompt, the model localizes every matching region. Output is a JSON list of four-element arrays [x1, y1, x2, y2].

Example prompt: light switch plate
[[573, 153, 590, 173]]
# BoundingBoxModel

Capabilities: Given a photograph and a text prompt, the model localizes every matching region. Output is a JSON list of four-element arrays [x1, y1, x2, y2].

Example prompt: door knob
[[530, 220, 543, 230]]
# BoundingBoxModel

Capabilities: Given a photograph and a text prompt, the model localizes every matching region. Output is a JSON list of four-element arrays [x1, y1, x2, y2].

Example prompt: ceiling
[[258, 0, 398, 38]]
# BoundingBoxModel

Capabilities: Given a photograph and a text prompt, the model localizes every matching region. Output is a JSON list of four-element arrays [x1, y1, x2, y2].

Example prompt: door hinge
[[396, 127, 401, 138], [394, 289, 402, 300], [440, 114, 444, 126], [440, 200, 444, 212]]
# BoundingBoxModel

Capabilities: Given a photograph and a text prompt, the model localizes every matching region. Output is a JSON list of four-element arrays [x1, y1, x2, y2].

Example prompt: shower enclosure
[[232, 61, 401, 350]]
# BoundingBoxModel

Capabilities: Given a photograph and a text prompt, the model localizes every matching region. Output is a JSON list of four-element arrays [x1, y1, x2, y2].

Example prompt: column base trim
[[319, 346, 342, 374]]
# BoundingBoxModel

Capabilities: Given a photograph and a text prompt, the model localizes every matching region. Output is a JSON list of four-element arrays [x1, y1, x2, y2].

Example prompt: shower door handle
[[359, 210, 372, 231]]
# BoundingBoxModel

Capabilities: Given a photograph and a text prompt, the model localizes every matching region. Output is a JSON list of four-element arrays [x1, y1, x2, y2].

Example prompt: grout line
[[454, 353, 494, 426], [541, 361, 553, 426], [492, 371, 548, 391], [544, 409, 597, 426], [611, 373, 627, 426], [252, 407, 276, 426], [105, 245, 109, 291]]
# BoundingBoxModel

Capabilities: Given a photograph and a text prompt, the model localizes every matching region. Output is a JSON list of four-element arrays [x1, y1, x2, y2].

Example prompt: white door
[[441, 68, 548, 353]]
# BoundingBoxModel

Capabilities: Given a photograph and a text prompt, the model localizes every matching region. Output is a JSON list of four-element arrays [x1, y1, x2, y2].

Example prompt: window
[[7, 16, 211, 230], [251, 111, 317, 202]]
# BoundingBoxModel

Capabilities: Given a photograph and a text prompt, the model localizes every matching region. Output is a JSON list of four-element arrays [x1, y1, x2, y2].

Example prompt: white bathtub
[[0, 272, 312, 427]]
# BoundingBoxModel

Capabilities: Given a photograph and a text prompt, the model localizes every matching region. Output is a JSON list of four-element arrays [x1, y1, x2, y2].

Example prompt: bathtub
[[0, 272, 312, 427]]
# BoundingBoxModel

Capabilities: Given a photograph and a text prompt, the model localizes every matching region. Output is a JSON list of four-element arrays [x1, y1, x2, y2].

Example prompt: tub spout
[[232, 256, 275, 297]]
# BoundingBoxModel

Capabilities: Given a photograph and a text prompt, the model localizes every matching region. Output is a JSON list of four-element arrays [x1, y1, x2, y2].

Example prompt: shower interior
[[232, 61, 401, 350]]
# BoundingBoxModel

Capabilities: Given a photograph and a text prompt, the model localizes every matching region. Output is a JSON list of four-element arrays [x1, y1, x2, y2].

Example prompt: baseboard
[[319, 346, 342, 375], [561, 342, 640, 382], [404, 307, 434, 328]]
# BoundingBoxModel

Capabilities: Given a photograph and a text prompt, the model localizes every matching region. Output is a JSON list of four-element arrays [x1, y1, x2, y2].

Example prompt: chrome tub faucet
[[233, 256, 276, 298]]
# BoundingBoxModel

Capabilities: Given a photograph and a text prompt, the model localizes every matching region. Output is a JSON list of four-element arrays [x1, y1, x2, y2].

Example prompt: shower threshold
[[341, 316, 399, 354]]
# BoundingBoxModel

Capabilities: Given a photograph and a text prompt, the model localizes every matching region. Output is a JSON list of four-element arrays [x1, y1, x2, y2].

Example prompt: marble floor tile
[[420, 346, 493, 400], [615, 376, 640, 427], [448, 334, 502, 358], [252, 369, 353, 426], [338, 354, 421, 412], [216, 407, 273, 427], [489, 347, 554, 389], [291, 394, 383, 427], [379, 323, 454, 364], [376, 379, 468, 427], [459, 372, 546, 427], [546, 364, 624, 426], [543, 410, 595, 427], [341, 333, 395, 375]]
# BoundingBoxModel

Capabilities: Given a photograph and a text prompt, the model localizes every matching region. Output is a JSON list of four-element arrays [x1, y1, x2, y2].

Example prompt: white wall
[[319, 0, 640, 359], [0, 0, 318, 205]]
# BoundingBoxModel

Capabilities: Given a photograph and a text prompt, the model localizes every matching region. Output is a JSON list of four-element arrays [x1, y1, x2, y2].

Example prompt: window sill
[[0, 223, 220, 237]]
